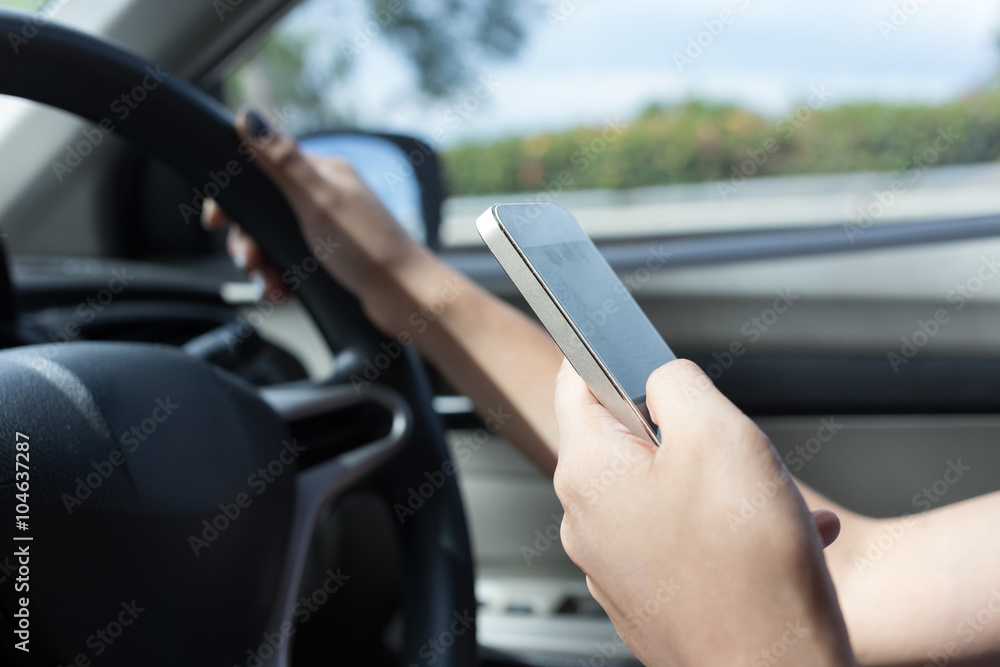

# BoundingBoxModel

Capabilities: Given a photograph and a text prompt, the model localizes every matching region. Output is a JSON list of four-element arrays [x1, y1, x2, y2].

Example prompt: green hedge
[[441, 91, 1000, 196]]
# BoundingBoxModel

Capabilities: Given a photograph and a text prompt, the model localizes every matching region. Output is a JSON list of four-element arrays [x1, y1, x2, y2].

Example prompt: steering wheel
[[0, 9, 476, 666]]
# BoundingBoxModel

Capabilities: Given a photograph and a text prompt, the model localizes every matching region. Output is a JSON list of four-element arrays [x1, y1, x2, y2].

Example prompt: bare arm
[[211, 112, 565, 475], [801, 485, 1000, 667], [380, 244, 562, 474], [214, 113, 1000, 666], [398, 248, 1000, 666]]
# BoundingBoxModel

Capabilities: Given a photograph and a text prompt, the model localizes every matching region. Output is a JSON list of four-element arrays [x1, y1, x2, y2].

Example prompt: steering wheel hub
[[0, 342, 293, 664], [0, 8, 476, 665]]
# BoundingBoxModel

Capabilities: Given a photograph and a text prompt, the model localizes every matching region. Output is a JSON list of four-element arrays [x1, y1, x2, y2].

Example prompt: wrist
[[720, 613, 855, 667], [357, 242, 468, 339], [717, 544, 857, 667]]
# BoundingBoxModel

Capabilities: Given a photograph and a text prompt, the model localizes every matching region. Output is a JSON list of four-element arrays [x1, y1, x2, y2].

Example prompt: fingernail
[[232, 252, 246, 270], [200, 201, 214, 229], [249, 271, 267, 297], [245, 109, 273, 140]]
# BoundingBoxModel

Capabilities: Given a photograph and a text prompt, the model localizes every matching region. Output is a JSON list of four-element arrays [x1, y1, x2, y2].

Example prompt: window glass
[[224, 0, 1000, 245], [0, 0, 48, 8]]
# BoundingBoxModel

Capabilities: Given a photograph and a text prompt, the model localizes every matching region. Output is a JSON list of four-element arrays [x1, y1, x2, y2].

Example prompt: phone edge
[[476, 204, 660, 446]]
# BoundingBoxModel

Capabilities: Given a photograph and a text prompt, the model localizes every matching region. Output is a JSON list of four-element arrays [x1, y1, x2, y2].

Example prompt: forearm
[[798, 481, 1000, 666], [367, 245, 1000, 666], [377, 244, 562, 474], [796, 481, 878, 594], [836, 491, 1000, 666]]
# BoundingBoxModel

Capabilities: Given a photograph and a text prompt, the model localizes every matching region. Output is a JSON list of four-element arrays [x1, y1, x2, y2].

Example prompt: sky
[[289, 0, 1000, 146]]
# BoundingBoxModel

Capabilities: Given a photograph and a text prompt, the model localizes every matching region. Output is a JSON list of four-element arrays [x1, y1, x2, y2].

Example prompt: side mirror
[[299, 132, 445, 250]]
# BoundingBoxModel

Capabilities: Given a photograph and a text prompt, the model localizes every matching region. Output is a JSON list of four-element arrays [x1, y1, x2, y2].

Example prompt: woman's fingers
[[812, 509, 842, 549], [236, 109, 328, 209], [201, 198, 229, 230], [225, 225, 288, 299], [202, 193, 290, 300]]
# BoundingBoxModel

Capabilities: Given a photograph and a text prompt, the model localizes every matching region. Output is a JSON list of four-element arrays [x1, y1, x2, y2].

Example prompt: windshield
[[0, 0, 46, 8], [224, 0, 1000, 246]]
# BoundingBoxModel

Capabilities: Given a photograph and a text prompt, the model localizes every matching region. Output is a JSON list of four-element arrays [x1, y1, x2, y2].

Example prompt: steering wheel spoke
[[258, 382, 411, 665], [0, 9, 476, 665]]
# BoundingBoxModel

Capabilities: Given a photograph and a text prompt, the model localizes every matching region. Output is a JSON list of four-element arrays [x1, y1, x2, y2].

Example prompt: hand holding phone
[[477, 202, 675, 444]]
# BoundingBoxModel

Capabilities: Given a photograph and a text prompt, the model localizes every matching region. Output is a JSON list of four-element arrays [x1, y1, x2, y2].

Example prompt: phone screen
[[495, 203, 675, 406]]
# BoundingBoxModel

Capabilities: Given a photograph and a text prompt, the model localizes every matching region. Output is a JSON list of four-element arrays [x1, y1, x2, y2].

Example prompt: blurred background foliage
[[442, 90, 1000, 195], [224, 0, 527, 131], [224, 0, 1000, 197], [0, 0, 48, 9]]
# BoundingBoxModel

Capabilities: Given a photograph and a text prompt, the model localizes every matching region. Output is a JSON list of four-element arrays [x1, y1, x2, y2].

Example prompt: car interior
[[1, 0, 1000, 665]]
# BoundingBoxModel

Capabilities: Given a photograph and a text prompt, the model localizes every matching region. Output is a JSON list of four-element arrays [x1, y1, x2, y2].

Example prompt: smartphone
[[477, 202, 675, 445]]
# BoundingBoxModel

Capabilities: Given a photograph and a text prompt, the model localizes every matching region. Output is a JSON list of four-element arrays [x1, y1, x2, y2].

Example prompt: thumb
[[644, 359, 751, 452], [554, 359, 656, 470]]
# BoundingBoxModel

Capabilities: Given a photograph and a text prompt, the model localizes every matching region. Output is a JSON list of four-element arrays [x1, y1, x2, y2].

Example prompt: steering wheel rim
[[0, 9, 476, 666]]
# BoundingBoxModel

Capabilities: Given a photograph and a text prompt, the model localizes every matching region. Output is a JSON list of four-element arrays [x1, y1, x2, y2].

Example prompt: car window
[[0, 0, 46, 7], [223, 0, 1000, 247]]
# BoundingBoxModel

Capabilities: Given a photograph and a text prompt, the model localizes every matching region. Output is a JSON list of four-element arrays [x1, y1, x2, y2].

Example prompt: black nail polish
[[245, 109, 273, 140]]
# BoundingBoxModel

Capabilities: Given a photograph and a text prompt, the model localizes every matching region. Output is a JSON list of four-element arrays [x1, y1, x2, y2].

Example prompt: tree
[[224, 0, 527, 132]]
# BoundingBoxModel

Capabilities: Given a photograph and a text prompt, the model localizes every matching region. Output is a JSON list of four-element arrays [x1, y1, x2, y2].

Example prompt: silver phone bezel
[[476, 204, 660, 445]]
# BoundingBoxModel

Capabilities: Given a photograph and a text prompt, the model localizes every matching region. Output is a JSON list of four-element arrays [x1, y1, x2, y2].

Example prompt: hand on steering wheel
[[203, 110, 426, 336]]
